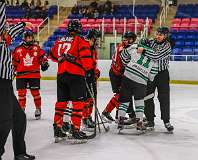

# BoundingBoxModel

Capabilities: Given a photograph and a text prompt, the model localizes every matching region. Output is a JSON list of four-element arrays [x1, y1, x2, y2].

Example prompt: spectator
[[21, 0, 29, 9], [29, 0, 35, 9], [35, 0, 42, 18], [6, 0, 9, 5], [90, 1, 98, 10], [41, 0, 49, 18], [15, 0, 20, 6], [104, 0, 112, 14], [94, 9, 99, 18], [71, 4, 79, 14]]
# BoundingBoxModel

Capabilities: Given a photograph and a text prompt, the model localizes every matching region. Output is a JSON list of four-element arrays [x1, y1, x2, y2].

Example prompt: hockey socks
[[18, 89, 27, 109]]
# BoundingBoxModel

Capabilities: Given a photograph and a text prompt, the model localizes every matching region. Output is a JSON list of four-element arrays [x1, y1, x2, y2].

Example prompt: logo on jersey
[[34, 52, 38, 56], [23, 53, 33, 66]]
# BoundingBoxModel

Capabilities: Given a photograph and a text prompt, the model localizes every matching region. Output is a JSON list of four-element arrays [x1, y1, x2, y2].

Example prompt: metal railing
[[160, 0, 169, 26], [170, 55, 198, 61], [37, 17, 50, 42]]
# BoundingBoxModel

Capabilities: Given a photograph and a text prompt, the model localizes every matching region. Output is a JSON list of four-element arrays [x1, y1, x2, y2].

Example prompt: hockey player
[[50, 20, 94, 142], [143, 27, 174, 132], [82, 29, 101, 131], [102, 32, 136, 124], [12, 30, 49, 120], [117, 40, 161, 131]]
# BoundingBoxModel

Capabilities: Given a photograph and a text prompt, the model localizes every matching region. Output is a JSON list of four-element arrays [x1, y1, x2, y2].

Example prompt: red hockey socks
[[18, 89, 27, 110], [54, 101, 67, 127], [71, 101, 85, 129], [104, 93, 120, 113], [30, 89, 41, 109], [83, 98, 94, 119]]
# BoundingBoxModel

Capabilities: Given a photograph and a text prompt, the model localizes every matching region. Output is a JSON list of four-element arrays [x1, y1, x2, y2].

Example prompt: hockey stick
[[90, 81, 109, 132], [85, 80, 109, 139]]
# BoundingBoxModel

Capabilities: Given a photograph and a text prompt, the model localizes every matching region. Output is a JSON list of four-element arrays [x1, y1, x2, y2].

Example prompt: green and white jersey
[[120, 44, 158, 85]]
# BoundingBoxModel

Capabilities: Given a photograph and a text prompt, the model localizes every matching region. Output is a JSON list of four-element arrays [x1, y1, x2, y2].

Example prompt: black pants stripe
[[144, 69, 170, 123], [0, 79, 26, 157]]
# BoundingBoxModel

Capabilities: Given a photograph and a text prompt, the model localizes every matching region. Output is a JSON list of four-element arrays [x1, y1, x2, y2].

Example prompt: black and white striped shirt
[[0, 1, 25, 80], [0, 1, 6, 35], [147, 39, 172, 71]]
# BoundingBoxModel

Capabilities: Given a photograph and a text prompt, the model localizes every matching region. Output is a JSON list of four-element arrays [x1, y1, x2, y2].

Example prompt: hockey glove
[[41, 61, 49, 72], [85, 69, 95, 83]]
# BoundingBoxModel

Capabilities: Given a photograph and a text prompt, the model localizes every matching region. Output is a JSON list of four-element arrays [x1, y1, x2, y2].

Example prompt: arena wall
[[41, 60, 198, 84]]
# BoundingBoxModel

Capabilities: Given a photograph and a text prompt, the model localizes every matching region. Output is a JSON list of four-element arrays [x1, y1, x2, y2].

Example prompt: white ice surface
[[3, 81, 198, 160]]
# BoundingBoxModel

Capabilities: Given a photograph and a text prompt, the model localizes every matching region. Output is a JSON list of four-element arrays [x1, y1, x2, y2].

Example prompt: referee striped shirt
[[146, 39, 172, 71], [0, 1, 25, 80]]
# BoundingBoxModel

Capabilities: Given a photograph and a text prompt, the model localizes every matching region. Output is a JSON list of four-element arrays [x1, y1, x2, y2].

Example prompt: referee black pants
[[0, 79, 26, 158], [144, 69, 170, 123]]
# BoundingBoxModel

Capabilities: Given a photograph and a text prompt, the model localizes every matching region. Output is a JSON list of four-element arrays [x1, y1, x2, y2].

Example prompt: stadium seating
[[5, 5, 57, 19], [68, 4, 159, 22]]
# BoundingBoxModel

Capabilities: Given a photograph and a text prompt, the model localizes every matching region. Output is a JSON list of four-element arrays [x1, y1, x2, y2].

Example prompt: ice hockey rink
[[3, 80, 198, 160]]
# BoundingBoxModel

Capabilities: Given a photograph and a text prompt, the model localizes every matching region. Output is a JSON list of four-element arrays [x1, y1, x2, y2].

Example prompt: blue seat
[[174, 56, 186, 61], [185, 41, 194, 47], [182, 48, 194, 55], [192, 56, 198, 61], [175, 41, 184, 47], [172, 48, 182, 55]]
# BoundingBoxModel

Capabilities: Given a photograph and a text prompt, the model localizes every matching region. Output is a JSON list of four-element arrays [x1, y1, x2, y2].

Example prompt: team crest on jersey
[[17, 48, 22, 53], [23, 53, 33, 66], [33, 46, 38, 51], [34, 52, 38, 56]]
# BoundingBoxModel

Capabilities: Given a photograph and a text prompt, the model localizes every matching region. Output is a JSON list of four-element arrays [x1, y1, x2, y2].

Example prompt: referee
[[0, 1, 35, 159], [143, 27, 174, 132]]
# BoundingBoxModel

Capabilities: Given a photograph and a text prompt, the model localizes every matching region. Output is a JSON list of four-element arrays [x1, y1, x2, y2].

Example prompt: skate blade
[[54, 137, 63, 143], [101, 116, 113, 124], [146, 127, 155, 131], [81, 127, 94, 132], [124, 124, 136, 129], [66, 138, 88, 144], [35, 116, 41, 120], [136, 129, 146, 135], [166, 130, 174, 134], [118, 127, 124, 134]]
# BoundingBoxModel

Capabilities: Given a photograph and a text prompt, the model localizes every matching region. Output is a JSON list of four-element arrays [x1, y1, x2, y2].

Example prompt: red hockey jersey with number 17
[[12, 44, 46, 79], [50, 35, 93, 76]]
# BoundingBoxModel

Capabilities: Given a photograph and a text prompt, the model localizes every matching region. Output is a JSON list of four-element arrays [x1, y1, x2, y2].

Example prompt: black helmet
[[67, 19, 82, 35], [86, 29, 101, 40], [123, 31, 137, 42], [23, 30, 34, 46], [156, 27, 169, 36]]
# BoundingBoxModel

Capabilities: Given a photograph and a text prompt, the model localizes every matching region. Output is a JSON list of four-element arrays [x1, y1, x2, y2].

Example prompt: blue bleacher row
[[170, 30, 198, 61], [176, 4, 198, 18], [6, 5, 57, 19], [69, 4, 159, 21]]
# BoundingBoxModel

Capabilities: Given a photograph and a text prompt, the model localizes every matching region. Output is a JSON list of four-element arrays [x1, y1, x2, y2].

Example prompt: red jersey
[[50, 35, 93, 76], [111, 43, 125, 76], [90, 47, 100, 76], [12, 44, 47, 79]]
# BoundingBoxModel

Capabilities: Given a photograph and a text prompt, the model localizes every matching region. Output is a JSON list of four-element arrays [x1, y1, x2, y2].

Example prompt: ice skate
[[136, 119, 146, 134], [145, 121, 155, 131], [82, 116, 95, 132], [61, 122, 72, 136], [34, 108, 41, 120], [123, 117, 136, 129], [67, 127, 88, 144], [101, 111, 114, 123], [117, 116, 125, 133], [53, 124, 67, 143], [164, 122, 174, 133]]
